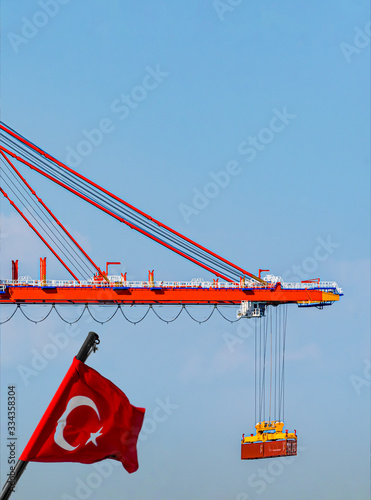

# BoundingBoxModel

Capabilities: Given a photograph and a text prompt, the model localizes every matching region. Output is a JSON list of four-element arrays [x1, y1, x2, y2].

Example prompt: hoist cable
[[274, 307, 278, 420], [269, 310, 273, 422], [281, 305, 287, 422], [251, 305, 288, 426], [277, 306, 282, 420], [254, 318, 257, 425]]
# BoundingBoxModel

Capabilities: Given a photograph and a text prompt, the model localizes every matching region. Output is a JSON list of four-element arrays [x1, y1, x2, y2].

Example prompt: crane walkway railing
[[0, 277, 343, 295]]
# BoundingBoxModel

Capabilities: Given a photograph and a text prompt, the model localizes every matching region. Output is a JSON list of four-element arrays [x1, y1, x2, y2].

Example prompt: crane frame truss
[[0, 280, 340, 306]]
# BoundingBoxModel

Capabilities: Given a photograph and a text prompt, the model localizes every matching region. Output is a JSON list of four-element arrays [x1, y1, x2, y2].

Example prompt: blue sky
[[1, 1, 370, 499]]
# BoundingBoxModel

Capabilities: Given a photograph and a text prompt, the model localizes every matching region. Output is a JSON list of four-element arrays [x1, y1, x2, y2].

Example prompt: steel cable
[[1, 161, 94, 279], [86, 304, 120, 324], [18, 304, 54, 323], [150, 305, 184, 323], [0, 301, 242, 325], [0, 305, 19, 324], [1, 130, 253, 283], [54, 304, 88, 324]]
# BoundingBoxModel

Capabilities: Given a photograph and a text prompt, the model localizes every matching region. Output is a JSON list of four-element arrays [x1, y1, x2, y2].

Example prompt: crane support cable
[[0, 139, 246, 282], [0, 150, 104, 280], [4, 140, 243, 281], [0, 143, 236, 283], [0, 184, 81, 282], [0, 122, 264, 284], [8, 139, 246, 282], [0, 162, 92, 280], [1, 136, 259, 283], [0, 156, 96, 280]]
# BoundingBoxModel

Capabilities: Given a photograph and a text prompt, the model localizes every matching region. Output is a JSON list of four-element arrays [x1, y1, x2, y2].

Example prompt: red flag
[[20, 357, 145, 473]]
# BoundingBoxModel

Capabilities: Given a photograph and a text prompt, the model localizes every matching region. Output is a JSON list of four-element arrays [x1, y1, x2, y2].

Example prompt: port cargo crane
[[0, 122, 341, 309], [0, 121, 343, 459]]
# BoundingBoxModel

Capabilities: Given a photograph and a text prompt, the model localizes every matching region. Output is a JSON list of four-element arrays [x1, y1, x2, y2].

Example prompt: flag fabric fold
[[20, 357, 145, 473]]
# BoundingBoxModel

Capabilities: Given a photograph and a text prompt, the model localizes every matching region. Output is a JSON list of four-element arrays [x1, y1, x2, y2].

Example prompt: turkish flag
[[20, 357, 145, 473]]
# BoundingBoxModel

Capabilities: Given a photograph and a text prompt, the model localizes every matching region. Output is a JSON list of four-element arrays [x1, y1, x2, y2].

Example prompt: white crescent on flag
[[54, 396, 102, 451]]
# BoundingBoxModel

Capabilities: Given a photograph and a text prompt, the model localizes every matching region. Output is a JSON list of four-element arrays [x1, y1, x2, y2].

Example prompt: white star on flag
[[85, 427, 103, 446]]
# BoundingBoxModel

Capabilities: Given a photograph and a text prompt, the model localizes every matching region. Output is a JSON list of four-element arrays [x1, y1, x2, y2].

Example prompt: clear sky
[[1, 1, 370, 499]]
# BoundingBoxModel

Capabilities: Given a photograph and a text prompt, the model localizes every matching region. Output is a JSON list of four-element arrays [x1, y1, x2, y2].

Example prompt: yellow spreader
[[241, 421, 297, 460]]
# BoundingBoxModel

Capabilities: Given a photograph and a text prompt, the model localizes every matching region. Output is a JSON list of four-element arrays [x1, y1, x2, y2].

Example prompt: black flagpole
[[0, 331, 100, 500]]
